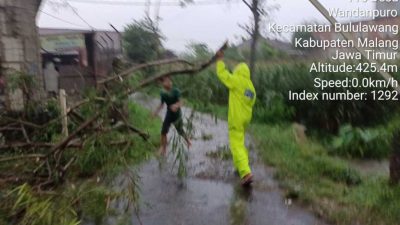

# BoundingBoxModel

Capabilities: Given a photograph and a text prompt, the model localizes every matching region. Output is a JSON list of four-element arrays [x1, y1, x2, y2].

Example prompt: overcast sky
[[37, 0, 375, 52]]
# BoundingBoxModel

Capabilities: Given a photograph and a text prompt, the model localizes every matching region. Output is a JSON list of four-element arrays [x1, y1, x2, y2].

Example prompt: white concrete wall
[[0, 0, 44, 110]]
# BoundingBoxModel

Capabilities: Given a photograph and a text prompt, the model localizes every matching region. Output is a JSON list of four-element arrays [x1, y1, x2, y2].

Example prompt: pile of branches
[[0, 43, 227, 190]]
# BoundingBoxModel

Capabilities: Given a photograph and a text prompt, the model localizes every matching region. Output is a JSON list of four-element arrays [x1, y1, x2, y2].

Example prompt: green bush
[[253, 90, 294, 123], [80, 186, 109, 223], [76, 102, 158, 176], [330, 125, 391, 159]]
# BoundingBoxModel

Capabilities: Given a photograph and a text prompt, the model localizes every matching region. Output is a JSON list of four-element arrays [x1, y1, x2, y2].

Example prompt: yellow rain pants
[[216, 60, 256, 178]]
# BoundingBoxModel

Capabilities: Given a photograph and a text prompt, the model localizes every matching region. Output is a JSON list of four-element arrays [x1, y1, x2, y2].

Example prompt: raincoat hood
[[233, 63, 251, 79], [215, 60, 256, 127]]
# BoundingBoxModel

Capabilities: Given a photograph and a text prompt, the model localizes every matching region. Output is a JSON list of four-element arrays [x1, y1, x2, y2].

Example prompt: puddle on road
[[91, 93, 328, 225]]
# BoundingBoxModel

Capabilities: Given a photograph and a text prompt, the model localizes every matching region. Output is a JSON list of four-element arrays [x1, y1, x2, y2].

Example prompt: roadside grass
[[251, 124, 400, 225], [188, 101, 400, 225]]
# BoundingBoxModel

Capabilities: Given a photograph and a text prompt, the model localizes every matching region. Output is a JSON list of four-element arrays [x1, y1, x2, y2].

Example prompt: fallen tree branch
[[113, 106, 150, 140], [0, 142, 53, 150], [67, 97, 107, 115], [124, 41, 229, 96], [0, 142, 82, 150], [67, 42, 228, 113], [97, 58, 194, 85], [0, 41, 229, 189], [0, 122, 19, 131], [20, 124, 30, 143], [0, 154, 45, 163], [2, 117, 42, 129], [46, 113, 100, 157]]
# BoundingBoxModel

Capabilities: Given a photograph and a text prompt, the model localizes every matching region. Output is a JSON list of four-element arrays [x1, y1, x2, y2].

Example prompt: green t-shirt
[[160, 87, 181, 117]]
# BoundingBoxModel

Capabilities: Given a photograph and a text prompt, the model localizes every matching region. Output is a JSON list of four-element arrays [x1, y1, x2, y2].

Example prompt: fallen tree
[[0, 42, 228, 190]]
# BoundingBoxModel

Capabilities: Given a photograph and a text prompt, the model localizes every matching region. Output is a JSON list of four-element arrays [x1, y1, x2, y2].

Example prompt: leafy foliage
[[331, 125, 391, 159], [123, 17, 164, 63], [1, 100, 160, 224], [7, 184, 80, 225], [184, 42, 213, 61], [169, 110, 195, 179]]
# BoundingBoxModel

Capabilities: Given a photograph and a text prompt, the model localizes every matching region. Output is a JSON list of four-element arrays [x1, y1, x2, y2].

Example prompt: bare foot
[[158, 147, 167, 157], [186, 139, 192, 149]]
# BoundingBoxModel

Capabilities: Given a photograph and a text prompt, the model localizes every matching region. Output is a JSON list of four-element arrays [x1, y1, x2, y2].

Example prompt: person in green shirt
[[152, 76, 192, 156]]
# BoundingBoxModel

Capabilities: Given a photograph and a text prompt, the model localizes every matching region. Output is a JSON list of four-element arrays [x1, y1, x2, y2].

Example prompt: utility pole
[[0, 0, 45, 111]]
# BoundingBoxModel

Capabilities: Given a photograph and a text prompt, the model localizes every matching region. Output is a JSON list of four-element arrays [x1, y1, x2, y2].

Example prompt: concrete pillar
[[0, 0, 44, 111]]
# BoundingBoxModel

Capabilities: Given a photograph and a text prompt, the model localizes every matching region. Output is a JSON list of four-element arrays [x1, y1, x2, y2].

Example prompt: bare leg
[[159, 134, 167, 156], [183, 135, 192, 149], [175, 119, 191, 149]]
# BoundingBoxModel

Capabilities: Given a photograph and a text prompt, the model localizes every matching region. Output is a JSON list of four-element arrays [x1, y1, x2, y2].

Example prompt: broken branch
[[98, 58, 194, 85], [125, 41, 229, 96], [0, 154, 45, 163]]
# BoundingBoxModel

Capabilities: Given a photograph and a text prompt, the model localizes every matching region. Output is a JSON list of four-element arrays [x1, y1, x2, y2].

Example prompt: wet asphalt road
[[127, 93, 327, 225]]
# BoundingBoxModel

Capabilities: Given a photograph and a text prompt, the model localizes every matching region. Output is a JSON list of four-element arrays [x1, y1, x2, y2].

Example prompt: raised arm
[[216, 60, 236, 89]]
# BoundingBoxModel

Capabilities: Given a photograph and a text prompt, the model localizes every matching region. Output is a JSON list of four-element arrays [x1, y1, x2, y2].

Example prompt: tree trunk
[[36, 0, 43, 10], [390, 130, 400, 185], [249, 0, 260, 76]]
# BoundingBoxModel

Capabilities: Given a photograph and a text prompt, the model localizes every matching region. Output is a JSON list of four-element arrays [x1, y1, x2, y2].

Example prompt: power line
[[39, 10, 89, 28], [64, 0, 239, 6], [65, 2, 95, 29]]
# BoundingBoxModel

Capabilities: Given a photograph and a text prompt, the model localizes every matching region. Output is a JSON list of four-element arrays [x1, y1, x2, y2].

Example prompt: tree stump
[[390, 130, 400, 185]]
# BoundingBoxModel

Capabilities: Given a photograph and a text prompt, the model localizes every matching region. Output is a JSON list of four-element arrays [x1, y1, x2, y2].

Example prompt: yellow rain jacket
[[216, 60, 256, 178]]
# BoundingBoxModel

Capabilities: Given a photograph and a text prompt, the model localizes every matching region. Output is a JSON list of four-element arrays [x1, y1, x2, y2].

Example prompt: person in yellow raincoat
[[215, 50, 256, 186]]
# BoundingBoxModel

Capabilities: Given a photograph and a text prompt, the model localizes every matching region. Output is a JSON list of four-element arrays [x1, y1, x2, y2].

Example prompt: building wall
[[0, 0, 44, 110], [93, 31, 123, 79], [39, 29, 123, 94]]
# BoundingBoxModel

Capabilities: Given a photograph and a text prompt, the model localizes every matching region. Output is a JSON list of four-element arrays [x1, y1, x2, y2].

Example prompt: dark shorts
[[161, 112, 185, 136]]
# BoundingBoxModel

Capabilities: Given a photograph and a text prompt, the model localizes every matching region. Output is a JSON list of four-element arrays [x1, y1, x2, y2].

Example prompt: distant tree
[[258, 42, 281, 60], [184, 42, 212, 60], [239, 0, 279, 74], [224, 46, 246, 62], [181, 0, 278, 74], [123, 16, 164, 63], [160, 49, 177, 60]]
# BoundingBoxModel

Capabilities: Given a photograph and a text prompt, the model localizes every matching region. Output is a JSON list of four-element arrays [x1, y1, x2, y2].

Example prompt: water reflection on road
[[125, 93, 327, 225]]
